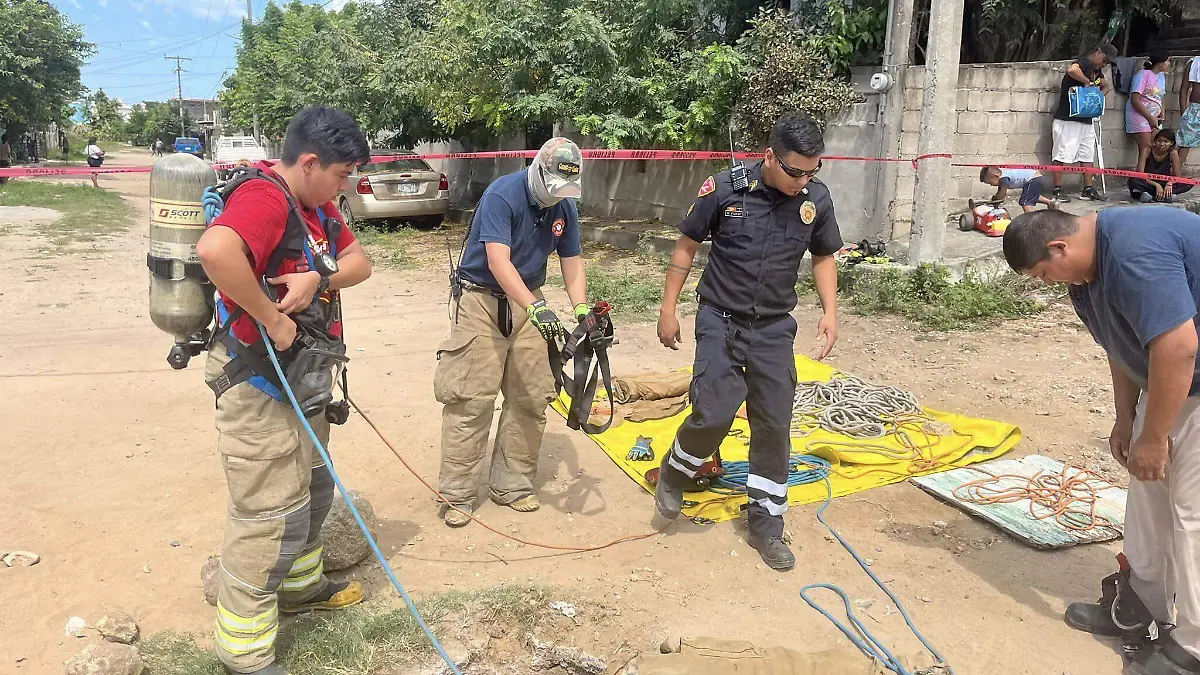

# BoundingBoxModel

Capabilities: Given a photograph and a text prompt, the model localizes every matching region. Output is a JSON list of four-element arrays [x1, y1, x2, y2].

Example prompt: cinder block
[[1013, 68, 1048, 91], [900, 131, 920, 155], [961, 67, 989, 89], [895, 173, 916, 201], [1006, 133, 1045, 154], [956, 134, 1008, 156], [902, 110, 923, 131], [969, 90, 1011, 112], [957, 111, 990, 134], [987, 112, 1020, 134], [957, 176, 981, 199], [956, 88, 970, 111], [905, 86, 925, 111], [987, 68, 1016, 90], [1039, 92, 1061, 113], [1013, 111, 1052, 132], [1010, 91, 1041, 112]]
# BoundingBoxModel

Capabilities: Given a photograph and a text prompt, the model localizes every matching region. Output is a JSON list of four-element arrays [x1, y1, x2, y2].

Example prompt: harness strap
[[551, 303, 616, 435]]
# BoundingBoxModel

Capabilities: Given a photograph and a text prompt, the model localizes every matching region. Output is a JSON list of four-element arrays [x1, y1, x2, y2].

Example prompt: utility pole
[[247, 0, 260, 146], [908, 0, 964, 264], [164, 55, 192, 137]]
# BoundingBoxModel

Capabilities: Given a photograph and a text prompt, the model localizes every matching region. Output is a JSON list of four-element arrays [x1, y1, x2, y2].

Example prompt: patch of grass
[[0, 179, 134, 250], [813, 262, 1045, 331], [550, 264, 672, 323], [140, 632, 224, 675], [354, 222, 423, 269], [142, 585, 554, 675]]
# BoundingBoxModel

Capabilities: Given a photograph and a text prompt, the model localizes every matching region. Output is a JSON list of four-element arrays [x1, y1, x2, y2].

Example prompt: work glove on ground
[[527, 299, 563, 341]]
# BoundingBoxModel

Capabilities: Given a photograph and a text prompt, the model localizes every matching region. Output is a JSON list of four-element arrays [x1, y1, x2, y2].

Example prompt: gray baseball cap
[[536, 137, 582, 199]]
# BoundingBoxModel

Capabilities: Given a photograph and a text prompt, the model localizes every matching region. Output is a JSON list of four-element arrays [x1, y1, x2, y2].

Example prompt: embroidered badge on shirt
[[800, 200, 817, 225], [724, 205, 746, 219], [552, 218, 566, 237], [698, 176, 716, 197]]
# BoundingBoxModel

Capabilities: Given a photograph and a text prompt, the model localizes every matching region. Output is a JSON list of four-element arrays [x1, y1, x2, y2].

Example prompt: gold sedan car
[[338, 151, 450, 227]]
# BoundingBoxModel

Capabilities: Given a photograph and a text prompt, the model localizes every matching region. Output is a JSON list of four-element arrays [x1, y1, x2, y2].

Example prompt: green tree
[[0, 0, 93, 132], [733, 8, 863, 150], [86, 89, 124, 139]]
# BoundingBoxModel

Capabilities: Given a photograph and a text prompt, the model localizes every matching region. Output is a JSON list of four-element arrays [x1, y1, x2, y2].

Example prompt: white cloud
[[129, 0, 146, 11], [97, 0, 108, 6], [69, 0, 81, 8], [139, 19, 151, 29]]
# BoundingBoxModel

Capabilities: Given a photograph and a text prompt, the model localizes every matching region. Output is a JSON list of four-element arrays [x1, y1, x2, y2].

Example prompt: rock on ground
[[201, 555, 221, 607], [65, 642, 142, 675], [96, 610, 139, 644], [530, 639, 606, 674], [322, 490, 377, 572]]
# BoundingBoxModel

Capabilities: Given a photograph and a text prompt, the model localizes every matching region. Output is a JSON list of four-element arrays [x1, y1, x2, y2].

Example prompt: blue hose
[[258, 323, 463, 675], [711, 453, 831, 492], [800, 476, 954, 675]]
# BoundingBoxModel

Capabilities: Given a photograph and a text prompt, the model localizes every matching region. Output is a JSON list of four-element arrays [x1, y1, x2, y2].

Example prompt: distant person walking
[[153, 139, 164, 157], [85, 137, 105, 189], [0, 134, 11, 186], [1128, 53, 1171, 175], [61, 134, 70, 161]]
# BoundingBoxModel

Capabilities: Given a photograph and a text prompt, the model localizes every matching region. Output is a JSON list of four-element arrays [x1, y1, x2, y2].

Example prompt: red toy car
[[958, 198, 1011, 237]]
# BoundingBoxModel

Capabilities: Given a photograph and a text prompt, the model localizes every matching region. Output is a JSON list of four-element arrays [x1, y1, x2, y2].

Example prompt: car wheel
[[422, 215, 445, 228], [339, 198, 355, 225]]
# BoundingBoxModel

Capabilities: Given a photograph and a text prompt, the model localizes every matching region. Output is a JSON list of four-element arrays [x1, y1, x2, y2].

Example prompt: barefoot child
[[980, 166, 1056, 213]]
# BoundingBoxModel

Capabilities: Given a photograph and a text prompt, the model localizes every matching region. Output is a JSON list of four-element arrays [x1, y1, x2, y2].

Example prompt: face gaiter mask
[[527, 162, 560, 209]]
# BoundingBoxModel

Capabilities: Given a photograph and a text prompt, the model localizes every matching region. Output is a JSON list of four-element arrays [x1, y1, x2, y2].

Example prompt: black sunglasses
[[774, 152, 822, 179]]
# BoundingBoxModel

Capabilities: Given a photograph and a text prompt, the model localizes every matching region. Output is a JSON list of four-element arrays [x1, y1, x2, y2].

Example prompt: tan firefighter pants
[[205, 342, 336, 673], [434, 288, 557, 507], [1126, 395, 1200, 661]]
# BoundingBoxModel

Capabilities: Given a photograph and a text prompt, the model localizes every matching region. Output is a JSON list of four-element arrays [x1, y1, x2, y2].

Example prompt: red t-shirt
[[210, 161, 356, 345]]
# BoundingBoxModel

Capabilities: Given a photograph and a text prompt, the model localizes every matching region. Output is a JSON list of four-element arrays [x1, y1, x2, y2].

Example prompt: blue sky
[[50, 0, 350, 108]]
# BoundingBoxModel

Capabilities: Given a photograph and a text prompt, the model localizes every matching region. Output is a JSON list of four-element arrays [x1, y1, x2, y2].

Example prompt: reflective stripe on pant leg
[[743, 314, 798, 539], [490, 299, 553, 503], [213, 380, 313, 673], [672, 307, 747, 481], [215, 600, 278, 658], [280, 546, 325, 593]]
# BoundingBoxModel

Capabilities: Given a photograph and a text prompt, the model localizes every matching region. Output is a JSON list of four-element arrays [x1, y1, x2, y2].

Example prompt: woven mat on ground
[[552, 354, 1022, 524]]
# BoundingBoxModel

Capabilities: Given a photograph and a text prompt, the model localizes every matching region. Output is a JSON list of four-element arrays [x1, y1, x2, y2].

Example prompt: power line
[[86, 23, 235, 67]]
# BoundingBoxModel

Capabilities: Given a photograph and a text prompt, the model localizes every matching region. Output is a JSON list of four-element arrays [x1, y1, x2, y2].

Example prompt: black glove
[[527, 299, 563, 341]]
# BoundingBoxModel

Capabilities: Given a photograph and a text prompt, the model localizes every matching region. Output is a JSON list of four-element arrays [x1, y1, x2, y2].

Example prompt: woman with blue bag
[[1127, 53, 1172, 174]]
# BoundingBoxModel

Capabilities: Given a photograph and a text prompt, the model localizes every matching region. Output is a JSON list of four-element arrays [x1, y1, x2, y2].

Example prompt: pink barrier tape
[[1, 149, 1196, 187]]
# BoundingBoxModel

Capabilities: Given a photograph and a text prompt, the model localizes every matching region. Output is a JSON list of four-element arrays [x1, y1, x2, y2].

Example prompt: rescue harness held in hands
[[550, 302, 617, 435], [204, 167, 352, 423]]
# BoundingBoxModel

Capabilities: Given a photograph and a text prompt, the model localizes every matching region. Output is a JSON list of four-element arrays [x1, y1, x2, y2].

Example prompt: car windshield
[[360, 158, 431, 174]]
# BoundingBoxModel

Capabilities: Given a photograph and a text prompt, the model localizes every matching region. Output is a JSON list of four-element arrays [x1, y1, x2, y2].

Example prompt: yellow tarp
[[552, 354, 1022, 524]]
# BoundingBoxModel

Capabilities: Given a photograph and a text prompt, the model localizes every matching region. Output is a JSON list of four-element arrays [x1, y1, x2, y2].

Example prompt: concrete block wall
[[891, 57, 1198, 239], [426, 100, 886, 244]]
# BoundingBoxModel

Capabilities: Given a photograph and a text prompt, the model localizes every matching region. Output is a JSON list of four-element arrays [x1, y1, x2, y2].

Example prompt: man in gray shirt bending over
[[1004, 206, 1200, 675]]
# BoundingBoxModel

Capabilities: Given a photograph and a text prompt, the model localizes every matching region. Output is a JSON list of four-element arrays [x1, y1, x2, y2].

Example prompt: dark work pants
[[665, 304, 798, 538]]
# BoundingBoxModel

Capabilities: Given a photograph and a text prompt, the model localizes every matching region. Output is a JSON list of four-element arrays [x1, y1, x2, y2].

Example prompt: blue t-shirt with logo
[[1071, 206, 1200, 393], [457, 170, 583, 291], [999, 169, 1038, 188]]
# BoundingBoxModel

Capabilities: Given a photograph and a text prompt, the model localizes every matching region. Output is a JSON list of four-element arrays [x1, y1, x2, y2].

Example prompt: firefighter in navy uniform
[[653, 113, 843, 570]]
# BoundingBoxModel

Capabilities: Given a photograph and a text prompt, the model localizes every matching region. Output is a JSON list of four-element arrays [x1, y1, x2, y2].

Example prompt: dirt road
[[3, 153, 1126, 673]]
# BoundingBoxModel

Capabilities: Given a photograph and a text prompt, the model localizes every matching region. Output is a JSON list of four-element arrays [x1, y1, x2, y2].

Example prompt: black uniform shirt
[[679, 161, 843, 320]]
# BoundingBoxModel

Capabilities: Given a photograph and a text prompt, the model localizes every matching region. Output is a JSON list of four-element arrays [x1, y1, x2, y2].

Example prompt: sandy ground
[[3, 150, 1130, 674]]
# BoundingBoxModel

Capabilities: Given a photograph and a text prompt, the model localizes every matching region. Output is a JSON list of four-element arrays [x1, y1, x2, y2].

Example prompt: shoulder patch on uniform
[[800, 200, 817, 225], [551, 217, 566, 237], [697, 176, 716, 197]]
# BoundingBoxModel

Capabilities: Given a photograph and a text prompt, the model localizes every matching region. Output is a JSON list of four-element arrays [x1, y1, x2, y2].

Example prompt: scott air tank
[[147, 152, 217, 369]]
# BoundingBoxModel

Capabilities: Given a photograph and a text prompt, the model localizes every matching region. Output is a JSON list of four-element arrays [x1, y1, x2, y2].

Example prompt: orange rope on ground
[[951, 465, 1116, 532], [346, 396, 661, 553]]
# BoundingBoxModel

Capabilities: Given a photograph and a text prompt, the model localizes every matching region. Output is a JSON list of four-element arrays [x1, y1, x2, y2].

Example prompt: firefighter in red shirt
[[195, 107, 372, 675]]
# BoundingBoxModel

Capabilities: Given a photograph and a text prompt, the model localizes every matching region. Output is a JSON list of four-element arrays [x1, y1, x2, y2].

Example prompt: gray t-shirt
[[1071, 206, 1200, 393]]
